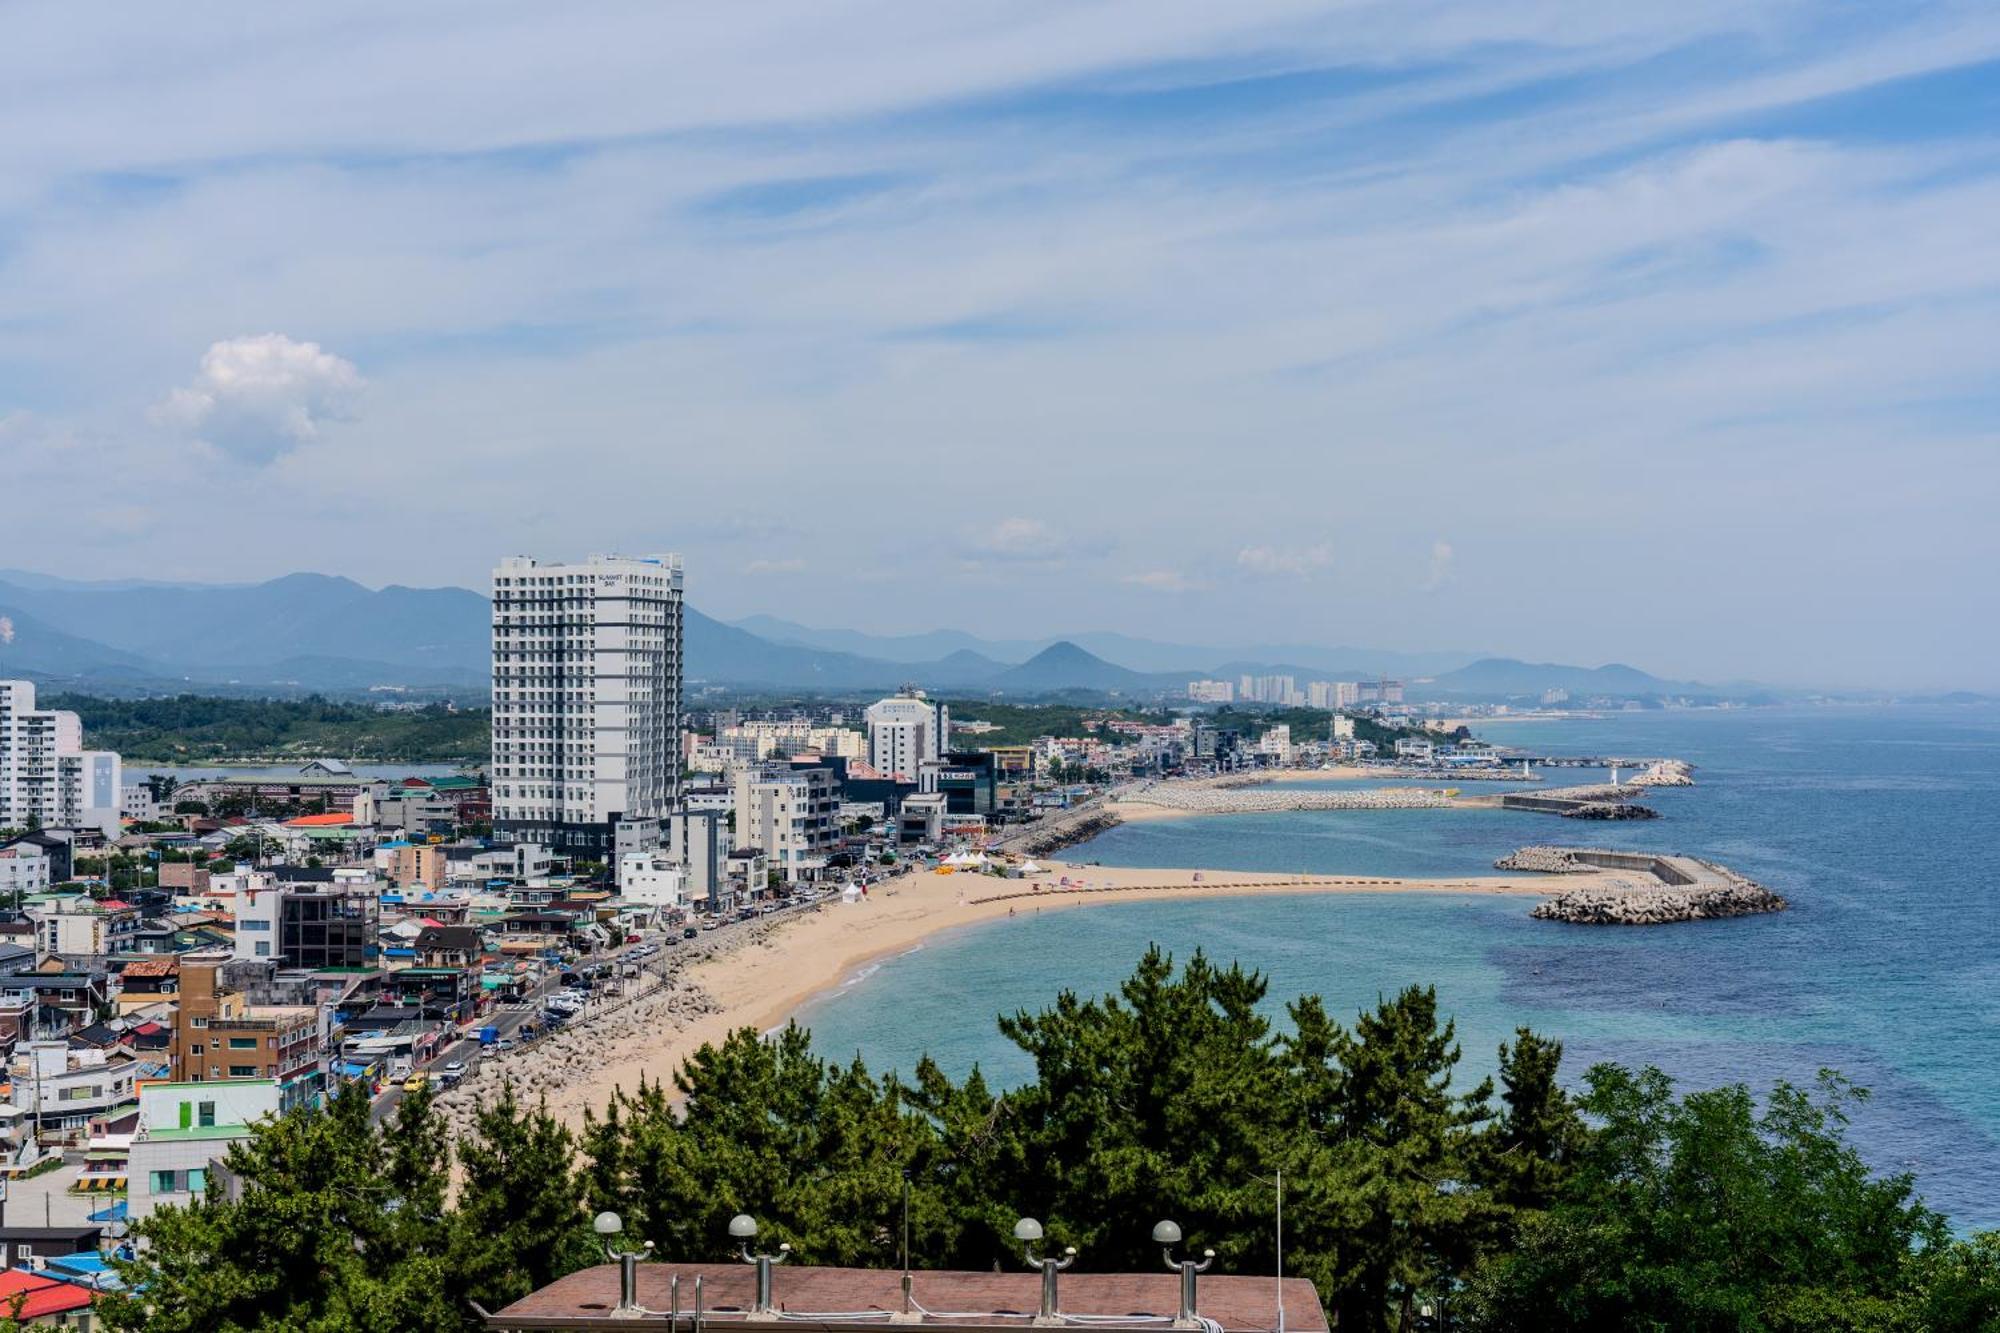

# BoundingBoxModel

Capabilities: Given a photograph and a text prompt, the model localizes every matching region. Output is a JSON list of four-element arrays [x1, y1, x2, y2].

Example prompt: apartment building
[[0, 680, 121, 836], [491, 554, 684, 857], [732, 765, 839, 884], [864, 689, 947, 782]]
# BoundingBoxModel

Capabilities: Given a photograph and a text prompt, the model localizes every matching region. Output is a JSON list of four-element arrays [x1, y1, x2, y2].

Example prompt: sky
[[1, 3, 1996, 690]]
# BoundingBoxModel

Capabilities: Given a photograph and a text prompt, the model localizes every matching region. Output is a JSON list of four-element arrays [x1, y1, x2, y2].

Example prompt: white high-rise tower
[[491, 554, 683, 857], [864, 687, 947, 782], [0, 680, 121, 836]]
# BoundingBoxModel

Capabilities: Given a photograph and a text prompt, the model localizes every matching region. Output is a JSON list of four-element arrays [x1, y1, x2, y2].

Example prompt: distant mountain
[[0, 569, 1737, 702], [1419, 658, 1713, 700], [0, 601, 167, 679], [727, 614, 1481, 678], [989, 642, 1152, 693], [0, 573, 491, 680]]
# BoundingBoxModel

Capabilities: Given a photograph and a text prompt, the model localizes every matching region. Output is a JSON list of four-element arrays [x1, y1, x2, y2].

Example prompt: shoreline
[[517, 859, 1611, 1130]]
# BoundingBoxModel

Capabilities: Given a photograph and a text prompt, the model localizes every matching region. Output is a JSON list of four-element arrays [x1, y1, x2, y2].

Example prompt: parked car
[[442, 1060, 467, 1077], [402, 1072, 430, 1093], [682, 926, 699, 939]]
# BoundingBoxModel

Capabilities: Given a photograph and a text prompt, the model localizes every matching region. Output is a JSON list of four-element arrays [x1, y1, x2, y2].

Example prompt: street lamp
[[595, 1211, 653, 1314], [1152, 1221, 1214, 1328], [731, 1214, 790, 1314], [1014, 1217, 1075, 1323]]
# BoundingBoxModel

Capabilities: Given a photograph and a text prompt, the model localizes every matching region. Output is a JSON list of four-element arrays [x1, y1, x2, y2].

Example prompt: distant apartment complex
[[864, 689, 947, 782], [0, 680, 121, 836], [1186, 680, 1235, 703], [491, 554, 684, 857]]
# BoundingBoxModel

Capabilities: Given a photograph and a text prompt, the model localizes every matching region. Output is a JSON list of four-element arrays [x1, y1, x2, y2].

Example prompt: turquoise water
[[801, 705, 2000, 1230]]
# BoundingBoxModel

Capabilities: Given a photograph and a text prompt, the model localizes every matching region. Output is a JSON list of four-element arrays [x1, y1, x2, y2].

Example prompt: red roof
[[98, 898, 133, 911], [285, 813, 356, 827], [132, 1020, 165, 1035], [120, 958, 178, 979], [399, 776, 435, 787], [0, 1270, 93, 1318]]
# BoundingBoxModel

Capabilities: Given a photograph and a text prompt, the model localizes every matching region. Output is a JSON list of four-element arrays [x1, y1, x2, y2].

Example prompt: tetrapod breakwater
[[1498, 846, 1788, 925]]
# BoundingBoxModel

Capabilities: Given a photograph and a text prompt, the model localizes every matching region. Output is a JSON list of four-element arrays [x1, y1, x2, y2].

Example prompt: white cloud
[[153, 334, 362, 463], [1423, 540, 1455, 590], [1120, 569, 1207, 592], [965, 516, 1073, 563], [1236, 543, 1334, 577]]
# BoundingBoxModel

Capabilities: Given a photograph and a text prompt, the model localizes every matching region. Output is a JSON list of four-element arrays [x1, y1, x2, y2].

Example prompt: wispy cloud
[[0, 2, 1996, 684], [1237, 543, 1334, 578], [1120, 569, 1208, 592]]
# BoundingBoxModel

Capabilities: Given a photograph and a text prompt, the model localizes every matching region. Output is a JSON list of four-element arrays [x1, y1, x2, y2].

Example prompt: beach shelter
[[1020, 861, 1045, 876], [840, 883, 863, 904]]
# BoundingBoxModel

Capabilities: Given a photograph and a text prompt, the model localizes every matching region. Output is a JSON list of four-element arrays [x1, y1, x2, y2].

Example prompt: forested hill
[[54, 694, 489, 765]]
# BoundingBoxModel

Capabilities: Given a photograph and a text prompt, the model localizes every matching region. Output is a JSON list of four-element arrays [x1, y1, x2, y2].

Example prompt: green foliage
[[452, 1085, 600, 1312], [93, 952, 1990, 1333], [48, 692, 488, 763], [1456, 1066, 1949, 1332], [101, 1082, 595, 1333]]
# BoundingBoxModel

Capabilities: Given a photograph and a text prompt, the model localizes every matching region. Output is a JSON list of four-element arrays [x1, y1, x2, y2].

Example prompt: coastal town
[[0, 551, 1798, 1318]]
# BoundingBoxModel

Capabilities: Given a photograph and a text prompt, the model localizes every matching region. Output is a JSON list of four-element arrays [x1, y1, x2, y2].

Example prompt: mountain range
[[0, 570, 1736, 702]]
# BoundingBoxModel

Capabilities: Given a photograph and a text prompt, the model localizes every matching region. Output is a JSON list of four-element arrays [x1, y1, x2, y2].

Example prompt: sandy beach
[[527, 858, 1611, 1130]]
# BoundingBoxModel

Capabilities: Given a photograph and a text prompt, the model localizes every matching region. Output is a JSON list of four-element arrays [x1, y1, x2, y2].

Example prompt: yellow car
[[402, 1073, 430, 1093]]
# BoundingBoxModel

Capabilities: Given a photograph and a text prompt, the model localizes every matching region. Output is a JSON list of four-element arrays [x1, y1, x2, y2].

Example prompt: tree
[[987, 947, 1288, 1274], [1473, 1028, 1585, 1216], [1301, 986, 1496, 1333], [1457, 1066, 1942, 1332], [451, 1086, 598, 1317], [100, 1084, 459, 1332]]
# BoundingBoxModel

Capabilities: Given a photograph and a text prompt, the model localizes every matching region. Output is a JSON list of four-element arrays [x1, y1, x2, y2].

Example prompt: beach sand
[[537, 858, 1603, 1129]]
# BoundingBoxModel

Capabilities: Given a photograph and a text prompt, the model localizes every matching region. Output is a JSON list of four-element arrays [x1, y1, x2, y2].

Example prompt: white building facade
[[491, 554, 684, 858], [732, 766, 839, 884], [864, 689, 947, 782], [0, 680, 122, 836]]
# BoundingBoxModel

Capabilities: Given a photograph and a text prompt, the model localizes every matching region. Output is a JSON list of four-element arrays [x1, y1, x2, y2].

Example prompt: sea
[[800, 704, 2000, 1232]]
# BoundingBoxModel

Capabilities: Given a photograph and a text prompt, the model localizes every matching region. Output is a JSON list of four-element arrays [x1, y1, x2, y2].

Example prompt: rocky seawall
[[999, 806, 1124, 857], [1502, 846, 1789, 925]]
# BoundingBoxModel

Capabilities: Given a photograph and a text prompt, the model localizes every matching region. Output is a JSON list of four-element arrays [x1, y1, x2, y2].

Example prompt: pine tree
[[451, 1085, 598, 1318], [99, 1083, 458, 1332]]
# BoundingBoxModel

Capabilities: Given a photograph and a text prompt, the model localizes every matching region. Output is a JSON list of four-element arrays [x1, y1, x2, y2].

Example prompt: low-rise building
[[127, 1078, 281, 1220], [169, 961, 324, 1109]]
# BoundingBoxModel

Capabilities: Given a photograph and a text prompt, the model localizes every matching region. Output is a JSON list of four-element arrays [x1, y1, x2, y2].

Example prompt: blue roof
[[50, 1253, 111, 1274], [87, 1200, 128, 1223]]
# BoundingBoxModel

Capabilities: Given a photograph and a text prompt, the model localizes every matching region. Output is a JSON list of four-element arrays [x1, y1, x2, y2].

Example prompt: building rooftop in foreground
[[486, 1263, 1327, 1333]]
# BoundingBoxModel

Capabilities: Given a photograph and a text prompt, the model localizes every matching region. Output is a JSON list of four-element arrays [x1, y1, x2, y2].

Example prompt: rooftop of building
[[487, 1263, 1326, 1333]]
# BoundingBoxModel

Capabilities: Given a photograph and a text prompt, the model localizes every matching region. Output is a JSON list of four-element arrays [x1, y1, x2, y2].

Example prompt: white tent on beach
[[943, 850, 988, 869]]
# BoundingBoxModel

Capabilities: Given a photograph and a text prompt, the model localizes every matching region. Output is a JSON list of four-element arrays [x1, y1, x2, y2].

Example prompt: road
[[367, 900, 828, 1124]]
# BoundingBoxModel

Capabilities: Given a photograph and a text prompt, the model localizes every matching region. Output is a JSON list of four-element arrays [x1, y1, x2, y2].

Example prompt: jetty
[[1485, 782, 1660, 820], [1116, 783, 1457, 815], [1499, 845, 1787, 924]]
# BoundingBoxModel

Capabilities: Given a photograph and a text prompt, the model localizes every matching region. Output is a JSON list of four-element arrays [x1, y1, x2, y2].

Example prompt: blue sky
[[1, 1, 1996, 688]]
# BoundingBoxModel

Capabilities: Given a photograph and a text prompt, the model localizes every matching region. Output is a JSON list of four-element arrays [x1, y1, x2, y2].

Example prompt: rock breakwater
[[1501, 846, 1788, 925], [1120, 784, 1456, 815]]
